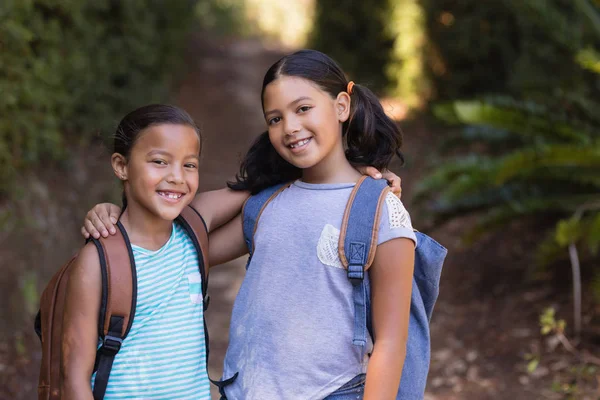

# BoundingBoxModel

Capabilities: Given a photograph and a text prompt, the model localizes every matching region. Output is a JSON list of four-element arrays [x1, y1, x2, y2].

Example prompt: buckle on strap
[[100, 335, 123, 356], [347, 264, 364, 286]]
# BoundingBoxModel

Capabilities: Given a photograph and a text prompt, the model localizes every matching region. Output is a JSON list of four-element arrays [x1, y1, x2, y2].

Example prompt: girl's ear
[[111, 153, 128, 180], [336, 91, 351, 123]]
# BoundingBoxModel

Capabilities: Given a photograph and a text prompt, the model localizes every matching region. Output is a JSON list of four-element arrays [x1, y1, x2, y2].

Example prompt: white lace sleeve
[[385, 192, 413, 230], [378, 192, 417, 246]]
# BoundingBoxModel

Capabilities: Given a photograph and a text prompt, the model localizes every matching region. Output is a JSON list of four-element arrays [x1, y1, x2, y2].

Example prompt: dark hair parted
[[228, 49, 403, 194], [114, 104, 201, 209]]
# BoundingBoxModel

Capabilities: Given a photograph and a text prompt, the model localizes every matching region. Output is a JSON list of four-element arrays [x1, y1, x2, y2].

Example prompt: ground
[[0, 34, 598, 400]]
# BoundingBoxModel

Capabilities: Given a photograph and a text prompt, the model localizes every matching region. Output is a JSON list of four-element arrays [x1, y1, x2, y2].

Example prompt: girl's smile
[[157, 190, 186, 202], [287, 136, 313, 153]]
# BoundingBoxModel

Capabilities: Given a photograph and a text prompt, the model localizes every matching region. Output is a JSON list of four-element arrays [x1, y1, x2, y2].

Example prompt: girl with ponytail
[[228, 49, 404, 194], [213, 50, 416, 399]]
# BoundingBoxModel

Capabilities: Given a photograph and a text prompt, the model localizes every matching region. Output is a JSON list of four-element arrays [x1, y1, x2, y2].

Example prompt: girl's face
[[263, 76, 350, 171], [116, 124, 200, 222]]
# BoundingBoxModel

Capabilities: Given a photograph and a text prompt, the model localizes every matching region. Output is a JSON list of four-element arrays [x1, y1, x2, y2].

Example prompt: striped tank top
[[92, 222, 210, 399]]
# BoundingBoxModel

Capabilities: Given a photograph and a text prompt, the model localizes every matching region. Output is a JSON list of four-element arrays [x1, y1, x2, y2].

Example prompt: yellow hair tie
[[347, 81, 355, 95]]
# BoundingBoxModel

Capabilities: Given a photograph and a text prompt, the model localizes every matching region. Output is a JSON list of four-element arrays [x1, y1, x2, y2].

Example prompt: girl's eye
[[298, 106, 312, 113], [185, 163, 198, 169], [268, 116, 281, 125], [152, 159, 167, 165]]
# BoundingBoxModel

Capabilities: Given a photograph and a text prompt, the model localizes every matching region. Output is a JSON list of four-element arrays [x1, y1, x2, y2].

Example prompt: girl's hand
[[81, 203, 121, 239], [357, 166, 402, 198]]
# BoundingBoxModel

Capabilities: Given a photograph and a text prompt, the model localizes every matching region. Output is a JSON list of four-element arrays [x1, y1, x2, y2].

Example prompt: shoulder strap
[[177, 205, 209, 299], [338, 176, 389, 347], [91, 221, 137, 400], [339, 176, 390, 277], [242, 182, 292, 261], [176, 205, 213, 375]]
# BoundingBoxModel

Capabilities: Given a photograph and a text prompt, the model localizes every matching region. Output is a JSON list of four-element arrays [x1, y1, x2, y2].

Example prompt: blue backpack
[[242, 176, 447, 399]]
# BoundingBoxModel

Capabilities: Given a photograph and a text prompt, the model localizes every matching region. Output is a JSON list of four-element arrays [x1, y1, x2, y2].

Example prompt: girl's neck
[[301, 144, 361, 184], [119, 207, 173, 251]]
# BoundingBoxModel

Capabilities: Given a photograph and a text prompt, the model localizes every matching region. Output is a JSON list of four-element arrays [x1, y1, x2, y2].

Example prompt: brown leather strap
[[99, 226, 134, 337], [179, 205, 209, 281], [338, 176, 390, 271]]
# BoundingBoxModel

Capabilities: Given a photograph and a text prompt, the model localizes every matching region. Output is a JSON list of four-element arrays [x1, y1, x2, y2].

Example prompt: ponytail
[[227, 131, 302, 194], [343, 84, 404, 170]]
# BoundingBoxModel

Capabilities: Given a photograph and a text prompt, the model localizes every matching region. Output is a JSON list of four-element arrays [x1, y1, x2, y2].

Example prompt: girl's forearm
[[192, 188, 250, 232], [363, 340, 407, 400]]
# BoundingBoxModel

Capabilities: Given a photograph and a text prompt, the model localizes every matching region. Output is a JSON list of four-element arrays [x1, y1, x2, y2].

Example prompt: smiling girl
[[205, 50, 417, 399]]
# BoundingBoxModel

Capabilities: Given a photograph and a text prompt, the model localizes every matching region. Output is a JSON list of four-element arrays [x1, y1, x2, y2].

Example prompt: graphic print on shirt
[[188, 272, 202, 304]]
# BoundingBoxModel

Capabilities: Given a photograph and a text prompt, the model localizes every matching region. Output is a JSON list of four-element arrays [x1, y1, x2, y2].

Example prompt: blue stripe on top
[[92, 222, 210, 399]]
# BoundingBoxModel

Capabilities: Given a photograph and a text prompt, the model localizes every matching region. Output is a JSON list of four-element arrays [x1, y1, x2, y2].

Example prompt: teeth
[[160, 192, 182, 199], [290, 138, 310, 148]]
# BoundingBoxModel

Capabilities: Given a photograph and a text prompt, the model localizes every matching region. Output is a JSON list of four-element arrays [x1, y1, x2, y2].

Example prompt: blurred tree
[[0, 0, 199, 193], [422, 0, 520, 100], [310, 0, 394, 93]]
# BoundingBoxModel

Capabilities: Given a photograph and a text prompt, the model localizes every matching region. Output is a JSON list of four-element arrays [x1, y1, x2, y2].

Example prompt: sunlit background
[[1, 0, 599, 398]]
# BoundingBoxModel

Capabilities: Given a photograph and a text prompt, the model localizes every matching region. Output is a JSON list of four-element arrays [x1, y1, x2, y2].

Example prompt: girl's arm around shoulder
[[190, 188, 250, 233], [61, 242, 102, 400], [364, 237, 415, 400], [208, 213, 249, 267]]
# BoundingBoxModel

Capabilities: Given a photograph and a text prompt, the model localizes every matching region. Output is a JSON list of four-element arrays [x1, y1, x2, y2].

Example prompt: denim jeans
[[323, 374, 366, 400]]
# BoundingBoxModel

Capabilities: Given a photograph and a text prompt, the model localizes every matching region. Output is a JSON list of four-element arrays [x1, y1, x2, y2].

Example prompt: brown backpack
[[34, 205, 210, 400]]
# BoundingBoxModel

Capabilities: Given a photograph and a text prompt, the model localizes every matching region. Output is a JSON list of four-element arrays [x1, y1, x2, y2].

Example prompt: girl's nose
[[167, 167, 185, 184], [283, 117, 301, 136]]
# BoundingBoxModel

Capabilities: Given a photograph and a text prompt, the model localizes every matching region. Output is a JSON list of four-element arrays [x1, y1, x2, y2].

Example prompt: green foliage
[[386, 0, 429, 106], [422, 0, 520, 99], [540, 307, 567, 335], [0, 0, 198, 192], [310, 0, 429, 104], [309, 0, 394, 93], [423, 0, 600, 101], [420, 0, 600, 306], [195, 0, 247, 36]]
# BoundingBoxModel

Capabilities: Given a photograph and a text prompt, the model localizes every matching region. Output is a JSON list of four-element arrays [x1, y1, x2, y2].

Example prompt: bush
[[418, 0, 600, 325], [421, 0, 520, 100], [310, 0, 394, 93], [0, 0, 198, 192], [422, 0, 600, 101]]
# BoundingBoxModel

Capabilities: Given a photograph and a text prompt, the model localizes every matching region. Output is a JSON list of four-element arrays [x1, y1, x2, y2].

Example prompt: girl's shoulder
[[66, 241, 102, 296], [74, 241, 102, 273]]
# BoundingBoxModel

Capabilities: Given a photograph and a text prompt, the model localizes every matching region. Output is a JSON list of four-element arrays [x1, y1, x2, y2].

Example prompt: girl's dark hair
[[228, 49, 403, 194], [114, 104, 201, 209]]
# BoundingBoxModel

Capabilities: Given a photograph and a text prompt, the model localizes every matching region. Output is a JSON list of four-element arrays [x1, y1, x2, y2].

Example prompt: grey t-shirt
[[222, 180, 417, 400]]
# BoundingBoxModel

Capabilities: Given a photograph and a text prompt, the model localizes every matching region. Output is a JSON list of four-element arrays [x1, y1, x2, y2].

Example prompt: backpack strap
[[176, 205, 211, 364], [338, 176, 390, 347], [177, 205, 209, 305], [92, 221, 137, 400], [242, 182, 292, 262]]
